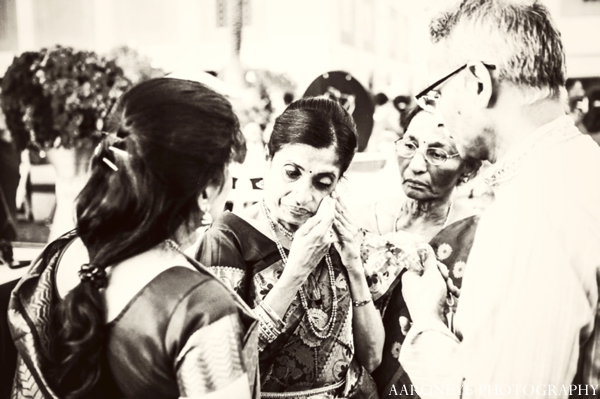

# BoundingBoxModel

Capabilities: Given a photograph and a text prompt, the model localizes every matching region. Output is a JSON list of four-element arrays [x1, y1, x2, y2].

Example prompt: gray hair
[[430, 0, 566, 103]]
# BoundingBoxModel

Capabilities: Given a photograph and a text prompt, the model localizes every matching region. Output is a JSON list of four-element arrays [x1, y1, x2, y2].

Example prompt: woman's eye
[[427, 149, 446, 161], [284, 168, 300, 180], [315, 178, 333, 190]]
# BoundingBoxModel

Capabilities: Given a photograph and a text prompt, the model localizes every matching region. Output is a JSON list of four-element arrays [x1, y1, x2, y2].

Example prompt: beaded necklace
[[277, 222, 295, 240], [261, 200, 338, 340]]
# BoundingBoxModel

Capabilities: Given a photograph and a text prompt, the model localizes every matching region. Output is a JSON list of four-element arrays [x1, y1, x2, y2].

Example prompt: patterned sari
[[361, 216, 480, 398], [8, 230, 260, 399], [198, 212, 378, 399]]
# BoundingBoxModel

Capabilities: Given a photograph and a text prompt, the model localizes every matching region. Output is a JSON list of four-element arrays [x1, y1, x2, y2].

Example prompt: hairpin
[[109, 146, 129, 157], [102, 158, 119, 171]]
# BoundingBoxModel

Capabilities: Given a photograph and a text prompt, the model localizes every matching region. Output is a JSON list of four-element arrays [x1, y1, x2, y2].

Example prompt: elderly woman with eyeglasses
[[361, 105, 482, 240], [355, 105, 483, 398]]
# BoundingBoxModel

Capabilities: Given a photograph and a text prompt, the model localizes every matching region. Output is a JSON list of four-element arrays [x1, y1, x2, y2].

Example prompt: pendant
[[306, 308, 328, 330]]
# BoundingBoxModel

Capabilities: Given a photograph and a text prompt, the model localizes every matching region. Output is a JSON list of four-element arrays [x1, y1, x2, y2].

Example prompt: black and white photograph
[[0, 0, 599, 398]]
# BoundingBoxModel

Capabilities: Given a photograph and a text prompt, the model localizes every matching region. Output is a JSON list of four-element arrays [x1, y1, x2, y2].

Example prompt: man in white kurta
[[399, 1, 600, 398]]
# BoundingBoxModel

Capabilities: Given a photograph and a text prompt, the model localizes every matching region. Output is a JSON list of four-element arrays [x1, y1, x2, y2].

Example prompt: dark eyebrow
[[284, 162, 304, 171]]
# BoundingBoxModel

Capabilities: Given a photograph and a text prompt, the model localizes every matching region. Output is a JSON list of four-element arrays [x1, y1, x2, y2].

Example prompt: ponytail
[[48, 78, 245, 398], [51, 279, 106, 398]]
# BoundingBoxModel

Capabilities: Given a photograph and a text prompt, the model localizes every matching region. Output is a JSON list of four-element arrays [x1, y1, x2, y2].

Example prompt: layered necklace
[[261, 200, 338, 340]]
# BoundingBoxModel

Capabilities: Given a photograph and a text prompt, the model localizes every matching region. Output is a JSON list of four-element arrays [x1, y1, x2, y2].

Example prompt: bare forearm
[[253, 265, 307, 351], [347, 266, 384, 372], [261, 263, 306, 319]]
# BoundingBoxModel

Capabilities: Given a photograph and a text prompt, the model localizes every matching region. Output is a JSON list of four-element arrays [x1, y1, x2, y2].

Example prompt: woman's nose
[[408, 151, 428, 173], [292, 182, 313, 205]]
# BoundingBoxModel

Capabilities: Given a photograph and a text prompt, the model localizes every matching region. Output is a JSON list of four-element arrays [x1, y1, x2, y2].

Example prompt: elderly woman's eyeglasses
[[395, 139, 460, 166], [415, 63, 496, 113]]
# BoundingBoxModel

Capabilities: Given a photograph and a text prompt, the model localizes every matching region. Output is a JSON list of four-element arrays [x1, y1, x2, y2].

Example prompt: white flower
[[453, 261, 466, 279], [391, 342, 402, 359], [437, 243, 453, 260]]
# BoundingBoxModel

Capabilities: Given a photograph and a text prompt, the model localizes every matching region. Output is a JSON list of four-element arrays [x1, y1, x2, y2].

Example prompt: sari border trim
[[260, 378, 345, 398]]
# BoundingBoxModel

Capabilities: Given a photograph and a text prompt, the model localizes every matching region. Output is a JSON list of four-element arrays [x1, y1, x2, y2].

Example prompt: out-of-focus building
[[0, 0, 598, 95], [548, 0, 600, 81], [195, 0, 413, 94], [0, 0, 414, 95]]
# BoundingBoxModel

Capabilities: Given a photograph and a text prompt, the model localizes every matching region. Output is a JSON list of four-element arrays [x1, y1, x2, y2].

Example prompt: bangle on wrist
[[352, 297, 372, 307], [255, 300, 286, 345]]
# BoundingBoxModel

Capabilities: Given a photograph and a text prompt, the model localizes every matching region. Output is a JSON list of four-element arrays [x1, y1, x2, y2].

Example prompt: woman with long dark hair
[[8, 78, 258, 399]]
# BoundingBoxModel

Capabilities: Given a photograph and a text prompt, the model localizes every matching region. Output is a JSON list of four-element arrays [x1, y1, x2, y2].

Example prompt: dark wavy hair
[[268, 97, 358, 175], [49, 78, 245, 398]]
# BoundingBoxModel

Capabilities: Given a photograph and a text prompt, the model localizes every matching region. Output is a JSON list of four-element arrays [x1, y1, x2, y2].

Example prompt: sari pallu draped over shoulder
[[362, 216, 480, 398], [198, 212, 379, 399], [8, 231, 77, 399], [8, 230, 261, 399]]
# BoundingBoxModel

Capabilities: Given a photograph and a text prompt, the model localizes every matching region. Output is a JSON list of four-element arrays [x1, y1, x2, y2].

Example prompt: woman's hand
[[285, 196, 336, 281], [261, 196, 337, 322], [332, 191, 385, 371], [331, 191, 363, 274]]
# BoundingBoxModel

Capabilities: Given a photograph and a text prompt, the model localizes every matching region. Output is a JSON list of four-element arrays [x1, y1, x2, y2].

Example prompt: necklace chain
[[393, 200, 453, 233], [164, 239, 181, 252], [261, 200, 338, 340], [277, 223, 295, 240]]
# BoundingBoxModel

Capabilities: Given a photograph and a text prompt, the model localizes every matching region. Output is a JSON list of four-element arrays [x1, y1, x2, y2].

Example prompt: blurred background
[[0, 0, 598, 274]]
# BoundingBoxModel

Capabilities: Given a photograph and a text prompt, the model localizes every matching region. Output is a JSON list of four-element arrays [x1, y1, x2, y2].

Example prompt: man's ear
[[264, 144, 272, 161], [466, 61, 494, 109]]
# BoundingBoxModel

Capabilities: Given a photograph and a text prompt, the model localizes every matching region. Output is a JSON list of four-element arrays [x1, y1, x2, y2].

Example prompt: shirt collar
[[484, 115, 580, 187]]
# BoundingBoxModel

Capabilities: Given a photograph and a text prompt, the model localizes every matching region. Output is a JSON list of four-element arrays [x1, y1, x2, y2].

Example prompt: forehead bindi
[[407, 114, 455, 148], [275, 144, 340, 176]]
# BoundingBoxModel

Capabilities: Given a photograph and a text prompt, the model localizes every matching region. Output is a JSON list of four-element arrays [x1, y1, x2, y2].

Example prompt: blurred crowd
[[566, 79, 600, 145]]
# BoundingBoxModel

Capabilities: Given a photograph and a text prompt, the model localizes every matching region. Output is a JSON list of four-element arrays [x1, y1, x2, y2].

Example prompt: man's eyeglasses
[[415, 62, 496, 113], [395, 139, 460, 166]]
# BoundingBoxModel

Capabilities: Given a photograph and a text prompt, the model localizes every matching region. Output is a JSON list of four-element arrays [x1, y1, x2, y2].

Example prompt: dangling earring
[[200, 192, 213, 226], [461, 176, 470, 184]]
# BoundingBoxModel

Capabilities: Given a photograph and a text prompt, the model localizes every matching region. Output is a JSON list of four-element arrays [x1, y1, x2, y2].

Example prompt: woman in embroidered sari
[[356, 106, 484, 398], [197, 97, 385, 399], [8, 78, 258, 399]]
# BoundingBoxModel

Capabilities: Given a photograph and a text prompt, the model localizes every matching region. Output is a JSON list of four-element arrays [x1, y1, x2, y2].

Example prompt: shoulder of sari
[[361, 228, 422, 303], [198, 212, 286, 312], [8, 229, 77, 399], [181, 252, 258, 326], [199, 212, 283, 279], [201, 212, 278, 266], [429, 215, 480, 289], [363, 215, 480, 305]]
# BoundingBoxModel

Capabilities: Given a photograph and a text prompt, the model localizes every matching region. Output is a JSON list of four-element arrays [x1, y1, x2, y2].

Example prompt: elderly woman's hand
[[331, 191, 364, 274]]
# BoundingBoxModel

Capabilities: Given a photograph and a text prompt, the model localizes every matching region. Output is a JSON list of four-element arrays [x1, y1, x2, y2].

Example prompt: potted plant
[[1, 45, 131, 240]]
